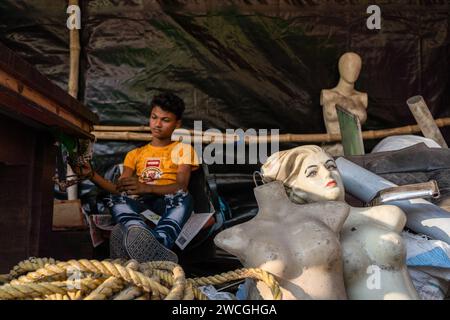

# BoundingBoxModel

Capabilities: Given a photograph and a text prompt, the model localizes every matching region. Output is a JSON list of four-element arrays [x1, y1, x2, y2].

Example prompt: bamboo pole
[[94, 125, 152, 132], [91, 131, 237, 144], [93, 117, 450, 133], [91, 117, 450, 144], [66, 0, 81, 201], [407, 96, 448, 147], [68, 0, 80, 99]]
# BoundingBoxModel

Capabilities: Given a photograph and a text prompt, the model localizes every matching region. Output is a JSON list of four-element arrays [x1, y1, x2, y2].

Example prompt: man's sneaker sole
[[110, 224, 129, 259], [124, 225, 178, 263]]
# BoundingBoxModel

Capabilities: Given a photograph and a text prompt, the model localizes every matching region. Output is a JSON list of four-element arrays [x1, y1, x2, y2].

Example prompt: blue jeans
[[104, 190, 193, 249]]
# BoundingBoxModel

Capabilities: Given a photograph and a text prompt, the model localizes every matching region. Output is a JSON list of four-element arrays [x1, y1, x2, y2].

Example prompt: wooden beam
[[0, 42, 98, 125], [0, 67, 93, 130], [0, 87, 93, 139]]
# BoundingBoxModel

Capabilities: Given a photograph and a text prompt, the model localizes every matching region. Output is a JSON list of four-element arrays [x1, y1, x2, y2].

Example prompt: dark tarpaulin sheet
[[0, 1, 70, 91], [1, 0, 449, 209], [82, 0, 450, 132], [2, 1, 449, 131]]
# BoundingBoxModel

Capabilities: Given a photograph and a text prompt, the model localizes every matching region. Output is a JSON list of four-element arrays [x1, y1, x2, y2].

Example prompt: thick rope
[[143, 265, 208, 300], [84, 277, 125, 300], [0, 278, 105, 300], [13, 260, 171, 296], [0, 257, 59, 284], [0, 258, 282, 300], [190, 268, 282, 300], [113, 285, 142, 300], [84, 260, 141, 300]]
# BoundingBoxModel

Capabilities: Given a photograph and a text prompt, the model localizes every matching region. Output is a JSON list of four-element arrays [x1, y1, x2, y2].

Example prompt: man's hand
[[72, 162, 94, 179], [117, 176, 149, 195]]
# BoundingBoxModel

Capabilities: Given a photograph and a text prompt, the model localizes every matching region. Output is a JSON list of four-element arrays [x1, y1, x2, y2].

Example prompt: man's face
[[149, 106, 181, 139]]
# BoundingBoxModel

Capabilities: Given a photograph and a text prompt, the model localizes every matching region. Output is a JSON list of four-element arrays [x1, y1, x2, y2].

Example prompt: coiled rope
[[0, 257, 282, 300]]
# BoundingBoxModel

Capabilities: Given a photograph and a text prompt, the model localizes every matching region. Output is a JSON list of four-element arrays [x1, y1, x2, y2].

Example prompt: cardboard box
[[53, 199, 87, 230]]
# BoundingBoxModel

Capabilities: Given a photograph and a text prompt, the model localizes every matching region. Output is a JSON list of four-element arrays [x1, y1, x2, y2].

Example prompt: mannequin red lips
[[326, 180, 337, 188]]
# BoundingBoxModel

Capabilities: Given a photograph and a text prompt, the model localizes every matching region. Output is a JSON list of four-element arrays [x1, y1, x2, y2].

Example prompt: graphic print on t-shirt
[[140, 158, 162, 184]]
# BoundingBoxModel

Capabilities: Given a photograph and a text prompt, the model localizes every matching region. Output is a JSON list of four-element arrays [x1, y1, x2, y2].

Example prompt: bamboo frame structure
[[91, 117, 450, 144]]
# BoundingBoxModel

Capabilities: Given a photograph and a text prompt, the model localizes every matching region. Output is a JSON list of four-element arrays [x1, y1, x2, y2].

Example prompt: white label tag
[[175, 211, 214, 250], [140, 209, 161, 225]]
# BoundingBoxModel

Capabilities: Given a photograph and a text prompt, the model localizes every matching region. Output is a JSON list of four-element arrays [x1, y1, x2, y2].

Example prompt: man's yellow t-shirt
[[123, 142, 200, 185]]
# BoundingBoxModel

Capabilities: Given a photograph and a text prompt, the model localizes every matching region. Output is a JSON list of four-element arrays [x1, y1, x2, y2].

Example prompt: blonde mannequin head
[[261, 145, 345, 204]]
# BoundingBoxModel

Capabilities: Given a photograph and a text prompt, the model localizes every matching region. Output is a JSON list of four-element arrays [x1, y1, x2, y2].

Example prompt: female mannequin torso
[[341, 206, 419, 299], [214, 181, 349, 300]]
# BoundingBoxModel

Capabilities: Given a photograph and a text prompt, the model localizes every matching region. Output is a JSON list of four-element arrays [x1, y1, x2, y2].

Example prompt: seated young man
[[76, 92, 199, 262]]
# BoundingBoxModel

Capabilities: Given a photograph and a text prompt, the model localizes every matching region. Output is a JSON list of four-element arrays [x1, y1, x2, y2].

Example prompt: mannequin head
[[261, 145, 345, 203], [338, 52, 362, 84]]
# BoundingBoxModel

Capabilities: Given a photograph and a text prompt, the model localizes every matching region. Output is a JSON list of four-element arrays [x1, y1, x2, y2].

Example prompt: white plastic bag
[[403, 231, 450, 299], [371, 135, 441, 153], [199, 285, 236, 300]]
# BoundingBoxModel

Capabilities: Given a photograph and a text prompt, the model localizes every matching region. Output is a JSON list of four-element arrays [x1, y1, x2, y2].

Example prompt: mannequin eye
[[306, 170, 317, 178], [325, 161, 337, 170]]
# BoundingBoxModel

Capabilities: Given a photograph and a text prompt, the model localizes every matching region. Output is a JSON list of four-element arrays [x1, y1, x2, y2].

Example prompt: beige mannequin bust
[[260, 145, 419, 300], [214, 181, 349, 300], [320, 52, 368, 135]]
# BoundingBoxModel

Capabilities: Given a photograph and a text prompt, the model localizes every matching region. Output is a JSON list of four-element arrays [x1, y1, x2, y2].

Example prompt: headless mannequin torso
[[341, 205, 418, 299], [215, 181, 349, 300]]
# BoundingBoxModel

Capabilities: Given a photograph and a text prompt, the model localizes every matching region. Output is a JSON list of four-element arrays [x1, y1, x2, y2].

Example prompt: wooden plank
[[0, 113, 35, 165], [0, 71, 94, 136], [0, 87, 94, 139], [33, 133, 57, 260], [0, 116, 35, 272], [0, 42, 98, 125]]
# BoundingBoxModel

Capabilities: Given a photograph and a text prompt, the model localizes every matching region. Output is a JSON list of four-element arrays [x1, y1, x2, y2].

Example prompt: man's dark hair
[[150, 92, 185, 120]]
